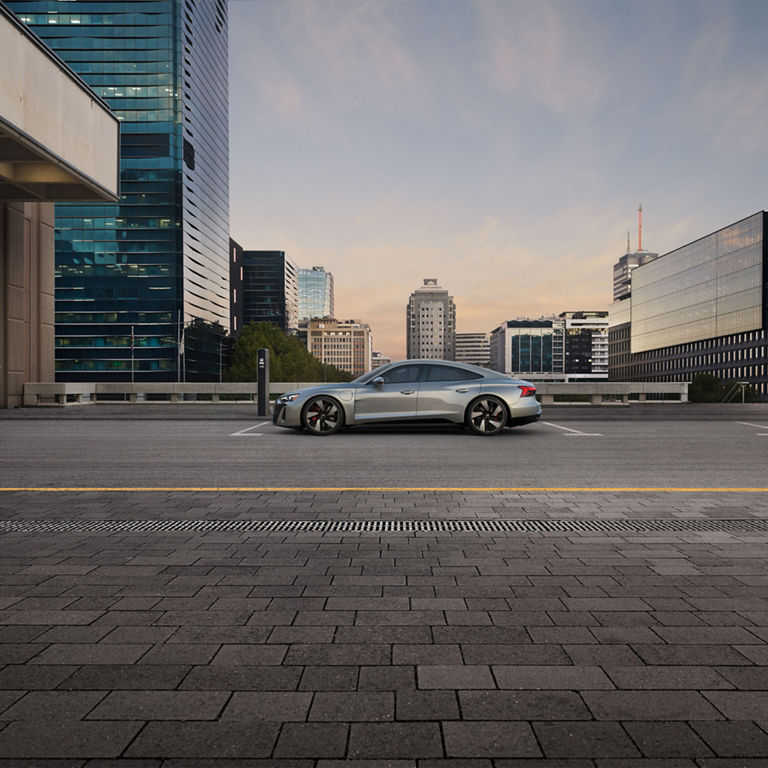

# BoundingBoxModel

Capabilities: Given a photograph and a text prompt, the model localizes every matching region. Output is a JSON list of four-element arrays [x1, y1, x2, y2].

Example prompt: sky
[[228, 0, 768, 360]]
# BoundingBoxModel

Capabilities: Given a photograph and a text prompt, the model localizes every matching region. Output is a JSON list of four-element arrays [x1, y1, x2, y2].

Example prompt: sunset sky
[[229, 0, 768, 360]]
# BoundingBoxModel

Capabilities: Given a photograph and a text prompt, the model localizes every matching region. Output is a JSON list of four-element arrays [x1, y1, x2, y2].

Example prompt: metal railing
[[22, 381, 689, 406]]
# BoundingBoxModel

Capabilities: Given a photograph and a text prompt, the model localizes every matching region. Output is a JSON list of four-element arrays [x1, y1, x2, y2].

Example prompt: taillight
[[518, 385, 536, 398]]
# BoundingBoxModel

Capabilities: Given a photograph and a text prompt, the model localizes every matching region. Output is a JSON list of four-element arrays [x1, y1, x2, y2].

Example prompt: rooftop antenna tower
[[638, 203, 643, 251], [627, 231, 630, 253]]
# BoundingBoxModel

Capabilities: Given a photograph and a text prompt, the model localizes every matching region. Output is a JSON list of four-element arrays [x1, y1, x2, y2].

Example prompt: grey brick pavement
[[0, 490, 767, 765]]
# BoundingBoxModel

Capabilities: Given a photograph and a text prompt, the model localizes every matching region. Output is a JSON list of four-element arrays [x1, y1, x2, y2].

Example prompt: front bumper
[[272, 401, 302, 428]]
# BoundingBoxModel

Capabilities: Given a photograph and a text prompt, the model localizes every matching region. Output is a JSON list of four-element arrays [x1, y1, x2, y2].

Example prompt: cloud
[[474, 0, 604, 116]]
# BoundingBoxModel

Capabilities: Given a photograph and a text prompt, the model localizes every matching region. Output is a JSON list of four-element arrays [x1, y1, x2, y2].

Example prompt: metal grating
[[1, 518, 768, 534]]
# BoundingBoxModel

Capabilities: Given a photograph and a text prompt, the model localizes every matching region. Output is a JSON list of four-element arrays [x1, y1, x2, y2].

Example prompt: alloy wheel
[[302, 396, 343, 435], [468, 397, 507, 435]]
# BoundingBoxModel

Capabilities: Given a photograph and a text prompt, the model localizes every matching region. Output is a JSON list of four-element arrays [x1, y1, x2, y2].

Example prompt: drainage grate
[[1, 518, 768, 534]]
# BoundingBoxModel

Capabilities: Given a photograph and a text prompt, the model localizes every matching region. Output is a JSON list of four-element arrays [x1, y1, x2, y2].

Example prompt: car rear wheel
[[302, 396, 344, 435], [467, 396, 507, 435]]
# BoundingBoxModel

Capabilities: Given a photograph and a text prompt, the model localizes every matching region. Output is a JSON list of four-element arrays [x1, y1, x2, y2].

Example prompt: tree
[[689, 373, 764, 403], [224, 322, 352, 382]]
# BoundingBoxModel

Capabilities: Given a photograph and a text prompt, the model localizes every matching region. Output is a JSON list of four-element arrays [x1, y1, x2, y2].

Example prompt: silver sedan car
[[273, 360, 541, 436]]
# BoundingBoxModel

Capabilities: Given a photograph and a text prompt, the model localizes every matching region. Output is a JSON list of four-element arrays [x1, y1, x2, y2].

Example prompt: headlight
[[277, 393, 300, 404]]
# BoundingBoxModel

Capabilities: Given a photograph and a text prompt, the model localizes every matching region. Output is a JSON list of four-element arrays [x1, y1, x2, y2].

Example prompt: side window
[[379, 365, 424, 384], [425, 365, 482, 382]]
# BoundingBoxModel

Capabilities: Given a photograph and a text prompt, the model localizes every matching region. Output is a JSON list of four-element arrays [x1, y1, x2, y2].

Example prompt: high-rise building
[[612, 206, 658, 301], [8, 0, 230, 381], [609, 211, 768, 396], [406, 278, 456, 360], [455, 333, 490, 368], [489, 320, 555, 375], [558, 311, 609, 380], [241, 250, 298, 334], [298, 266, 334, 321], [306, 318, 372, 378]]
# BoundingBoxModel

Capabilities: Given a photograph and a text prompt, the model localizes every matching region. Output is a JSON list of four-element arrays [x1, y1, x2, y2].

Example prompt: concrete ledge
[[22, 381, 689, 407]]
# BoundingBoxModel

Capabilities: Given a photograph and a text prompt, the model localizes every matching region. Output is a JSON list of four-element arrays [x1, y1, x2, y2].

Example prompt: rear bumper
[[507, 412, 541, 428]]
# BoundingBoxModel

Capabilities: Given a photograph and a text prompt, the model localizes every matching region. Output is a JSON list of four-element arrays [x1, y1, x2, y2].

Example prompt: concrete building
[[0, 5, 119, 407], [558, 311, 609, 381], [298, 266, 334, 321], [609, 211, 768, 397], [455, 332, 490, 368], [7, 0, 230, 382], [371, 351, 391, 370], [406, 278, 456, 360], [306, 318, 372, 378], [241, 250, 298, 334]]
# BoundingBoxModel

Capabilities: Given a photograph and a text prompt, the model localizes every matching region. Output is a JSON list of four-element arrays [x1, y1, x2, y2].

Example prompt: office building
[[298, 266, 334, 321], [371, 351, 391, 370], [613, 205, 659, 301], [8, 0, 230, 381], [242, 250, 298, 333], [406, 278, 456, 360], [490, 320, 555, 376], [306, 318, 372, 377], [559, 311, 609, 380], [609, 211, 768, 396], [455, 332, 490, 368], [1, 4, 119, 406]]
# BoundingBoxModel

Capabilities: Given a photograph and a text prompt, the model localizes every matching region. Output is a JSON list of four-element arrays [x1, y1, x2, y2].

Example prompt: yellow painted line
[[1, 487, 768, 493]]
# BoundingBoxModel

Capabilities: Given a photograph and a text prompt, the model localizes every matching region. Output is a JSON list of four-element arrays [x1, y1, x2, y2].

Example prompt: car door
[[417, 364, 484, 420], [353, 364, 425, 423]]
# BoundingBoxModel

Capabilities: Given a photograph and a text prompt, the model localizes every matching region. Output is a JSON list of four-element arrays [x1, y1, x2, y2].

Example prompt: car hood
[[283, 383, 358, 399]]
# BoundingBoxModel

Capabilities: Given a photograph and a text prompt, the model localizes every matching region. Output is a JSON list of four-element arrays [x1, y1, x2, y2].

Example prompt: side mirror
[[371, 376, 384, 388]]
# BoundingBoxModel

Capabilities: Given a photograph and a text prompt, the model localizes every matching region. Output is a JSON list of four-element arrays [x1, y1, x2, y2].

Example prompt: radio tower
[[638, 203, 643, 251]]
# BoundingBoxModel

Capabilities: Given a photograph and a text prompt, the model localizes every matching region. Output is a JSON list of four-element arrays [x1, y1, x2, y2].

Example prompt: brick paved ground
[[0, 490, 767, 765]]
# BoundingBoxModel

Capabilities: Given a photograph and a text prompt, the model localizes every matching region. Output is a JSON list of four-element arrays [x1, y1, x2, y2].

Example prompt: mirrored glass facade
[[298, 266, 334, 321], [242, 251, 299, 334], [8, 0, 229, 381], [631, 213, 764, 354], [490, 320, 554, 374]]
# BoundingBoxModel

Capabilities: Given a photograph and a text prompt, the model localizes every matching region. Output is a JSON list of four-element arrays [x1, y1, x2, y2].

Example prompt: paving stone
[[309, 691, 394, 721], [493, 665, 614, 690], [461, 644, 571, 665], [348, 722, 443, 758], [623, 722, 715, 758], [359, 665, 415, 690], [30, 643, 150, 665], [210, 644, 287, 665], [126, 721, 280, 758], [583, 690, 724, 720], [137, 642, 219, 665], [443, 721, 540, 758], [1, 610, 104, 625], [1, 691, 106, 720], [87, 690, 228, 720], [632, 645, 754, 666], [472, 682, 596, 717], [714, 667, 768, 689], [299, 665, 359, 691], [691, 722, 768, 756], [220, 691, 312, 720], [0, 720, 142, 758], [395, 690, 459, 720], [285, 644, 390, 665], [273, 723, 348, 758], [604, 665, 732, 689], [534, 722, 640, 758], [702, 692, 768, 719], [418, 665, 495, 689], [60, 664, 189, 690], [0, 664, 78, 689], [564, 644, 643, 666], [179, 664, 301, 691]]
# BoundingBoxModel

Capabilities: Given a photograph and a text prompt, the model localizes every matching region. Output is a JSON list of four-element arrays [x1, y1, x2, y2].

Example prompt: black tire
[[466, 396, 508, 435], [301, 396, 345, 436]]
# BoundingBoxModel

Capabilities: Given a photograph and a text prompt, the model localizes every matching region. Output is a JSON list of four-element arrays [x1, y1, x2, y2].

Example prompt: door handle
[[455, 388, 470, 393], [400, 389, 415, 395]]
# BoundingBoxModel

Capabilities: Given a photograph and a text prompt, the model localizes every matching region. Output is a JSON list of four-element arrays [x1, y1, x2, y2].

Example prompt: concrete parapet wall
[[22, 381, 689, 406]]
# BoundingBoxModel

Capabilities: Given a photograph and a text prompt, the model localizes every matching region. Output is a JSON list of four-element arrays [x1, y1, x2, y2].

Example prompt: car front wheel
[[301, 396, 344, 436], [467, 396, 507, 435]]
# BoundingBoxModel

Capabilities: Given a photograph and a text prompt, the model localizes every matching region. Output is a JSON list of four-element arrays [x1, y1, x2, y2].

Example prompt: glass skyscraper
[[8, 0, 229, 381], [241, 251, 299, 334], [298, 266, 334, 321]]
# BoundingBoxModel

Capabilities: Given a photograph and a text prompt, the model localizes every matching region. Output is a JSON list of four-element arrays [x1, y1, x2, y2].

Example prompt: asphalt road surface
[[2, 406, 767, 489]]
